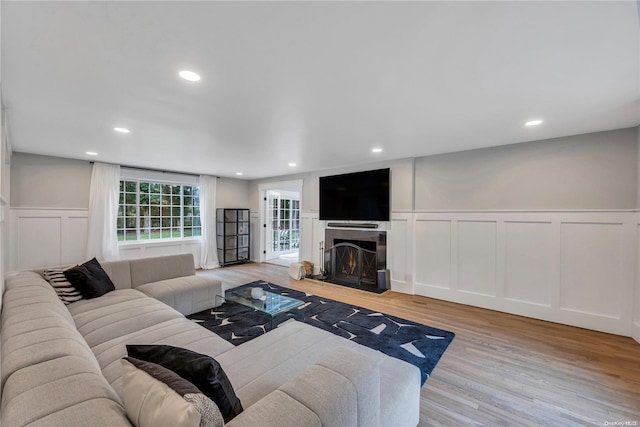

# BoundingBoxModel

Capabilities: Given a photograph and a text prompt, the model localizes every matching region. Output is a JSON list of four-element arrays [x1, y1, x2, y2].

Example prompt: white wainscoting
[[10, 208, 89, 271], [634, 214, 640, 344], [118, 240, 201, 262], [389, 212, 413, 293], [12, 207, 637, 339], [300, 211, 323, 273], [411, 211, 637, 336], [250, 210, 260, 262], [10, 208, 202, 271]]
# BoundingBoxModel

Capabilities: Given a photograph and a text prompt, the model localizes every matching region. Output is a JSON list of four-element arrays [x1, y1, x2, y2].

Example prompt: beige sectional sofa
[[1, 254, 421, 427], [38, 253, 223, 316]]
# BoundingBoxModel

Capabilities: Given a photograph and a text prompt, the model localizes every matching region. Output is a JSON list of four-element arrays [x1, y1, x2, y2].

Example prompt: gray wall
[[249, 157, 415, 213], [10, 152, 251, 209], [637, 125, 640, 208], [636, 126, 640, 338], [248, 127, 638, 213], [216, 177, 251, 208], [414, 127, 638, 210], [11, 152, 92, 208], [13, 127, 636, 213], [0, 89, 6, 309]]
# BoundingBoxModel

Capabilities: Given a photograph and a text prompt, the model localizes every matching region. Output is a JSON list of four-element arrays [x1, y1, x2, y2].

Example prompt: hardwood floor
[[204, 262, 640, 427]]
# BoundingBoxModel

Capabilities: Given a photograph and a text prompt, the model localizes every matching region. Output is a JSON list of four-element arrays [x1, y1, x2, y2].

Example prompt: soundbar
[[327, 222, 379, 229]]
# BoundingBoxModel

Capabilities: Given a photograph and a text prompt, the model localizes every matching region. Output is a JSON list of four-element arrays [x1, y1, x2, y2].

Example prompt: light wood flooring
[[204, 262, 640, 427]]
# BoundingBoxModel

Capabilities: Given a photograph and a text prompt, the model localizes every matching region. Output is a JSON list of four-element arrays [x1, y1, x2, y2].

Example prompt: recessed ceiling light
[[113, 127, 130, 133], [288, 163, 297, 167], [235, 172, 243, 176], [86, 151, 98, 156], [179, 70, 201, 82], [525, 119, 543, 126], [371, 148, 383, 153]]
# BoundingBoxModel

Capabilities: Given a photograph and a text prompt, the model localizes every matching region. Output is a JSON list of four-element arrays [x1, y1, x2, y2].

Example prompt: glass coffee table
[[217, 286, 304, 327]]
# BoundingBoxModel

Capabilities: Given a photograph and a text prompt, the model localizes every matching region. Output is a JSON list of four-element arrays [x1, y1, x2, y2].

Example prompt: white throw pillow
[[120, 358, 223, 427]]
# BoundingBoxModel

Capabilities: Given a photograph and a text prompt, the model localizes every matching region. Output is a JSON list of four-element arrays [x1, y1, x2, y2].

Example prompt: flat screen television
[[319, 168, 390, 221]]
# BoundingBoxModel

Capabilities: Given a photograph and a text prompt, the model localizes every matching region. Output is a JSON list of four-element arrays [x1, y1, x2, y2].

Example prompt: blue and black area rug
[[188, 281, 455, 384]]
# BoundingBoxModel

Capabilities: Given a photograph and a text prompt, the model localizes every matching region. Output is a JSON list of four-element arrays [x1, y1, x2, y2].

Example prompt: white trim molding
[[633, 211, 640, 344], [389, 212, 414, 294], [257, 179, 304, 263]]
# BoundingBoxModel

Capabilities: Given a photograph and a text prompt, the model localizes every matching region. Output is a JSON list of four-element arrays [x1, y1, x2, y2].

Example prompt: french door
[[265, 191, 300, 260]]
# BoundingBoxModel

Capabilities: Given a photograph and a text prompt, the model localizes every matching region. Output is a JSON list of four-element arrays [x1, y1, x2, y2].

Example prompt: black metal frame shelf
[[216, 208, 250, 266]]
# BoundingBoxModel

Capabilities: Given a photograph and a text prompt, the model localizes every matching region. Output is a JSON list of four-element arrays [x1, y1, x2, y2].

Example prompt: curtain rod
[[89, 161, 218, 178]]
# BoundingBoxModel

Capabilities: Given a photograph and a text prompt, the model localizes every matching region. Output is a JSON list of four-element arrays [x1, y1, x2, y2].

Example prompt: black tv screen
[[319, 168, 390, 221]]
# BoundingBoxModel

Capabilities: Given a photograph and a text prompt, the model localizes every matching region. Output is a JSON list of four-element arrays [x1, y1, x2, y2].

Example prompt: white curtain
[[200, 175, 219, 269], [86, 162, 120, 261]]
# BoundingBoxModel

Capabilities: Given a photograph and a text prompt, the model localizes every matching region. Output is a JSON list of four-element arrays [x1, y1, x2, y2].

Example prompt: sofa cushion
[[313, 347, 380, 427], [216, 320, 420, 426], [121, 357, 223, 427], [1, 272, 131, 427], [129, 253, 196, 287], [65, 287, 234, 397], [126, 345, 243, 423], [99, 259, 133, 290], [67, 289, 185, 348], [226, 348, 378, 427], [1, 274, 99, 389], [2, 357, 131, 427], [226, 390, 321, 427], [135, 275, 222, 315], [278, 365, 358, 426], [64, 258, 116, 299]]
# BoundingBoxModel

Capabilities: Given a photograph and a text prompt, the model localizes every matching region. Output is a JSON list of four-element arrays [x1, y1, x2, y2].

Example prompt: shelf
[[217, 208, 250, 266]]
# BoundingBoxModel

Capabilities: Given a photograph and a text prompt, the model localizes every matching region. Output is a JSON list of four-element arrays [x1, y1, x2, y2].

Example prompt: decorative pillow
[[121, 357, 223, 427], [126, 345, 243, 422], [43, 268, 84, 304], [63, 257, 115, 299]]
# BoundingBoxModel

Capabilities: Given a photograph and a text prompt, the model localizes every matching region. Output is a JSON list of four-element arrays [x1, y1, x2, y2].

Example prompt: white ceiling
[[2, 1, 639, 180]]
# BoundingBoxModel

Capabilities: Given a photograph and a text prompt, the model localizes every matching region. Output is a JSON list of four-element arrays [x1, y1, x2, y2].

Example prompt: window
[[117, 180, 201, 242]]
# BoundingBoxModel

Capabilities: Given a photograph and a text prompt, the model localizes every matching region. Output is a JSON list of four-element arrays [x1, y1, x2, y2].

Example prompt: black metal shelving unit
[[216, 208, 250, 266]]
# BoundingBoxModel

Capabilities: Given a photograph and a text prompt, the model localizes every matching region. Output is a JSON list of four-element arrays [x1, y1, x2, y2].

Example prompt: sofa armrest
[[135, 275, 223, 316], [227, 347, 380, 427]]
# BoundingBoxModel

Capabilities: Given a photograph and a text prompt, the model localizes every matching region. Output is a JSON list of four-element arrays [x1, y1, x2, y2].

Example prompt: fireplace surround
[[324, 228, 387, 292]]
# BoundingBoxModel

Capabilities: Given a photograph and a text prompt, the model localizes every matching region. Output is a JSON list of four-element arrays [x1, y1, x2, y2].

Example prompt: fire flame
[[341, 248, 358, 275]]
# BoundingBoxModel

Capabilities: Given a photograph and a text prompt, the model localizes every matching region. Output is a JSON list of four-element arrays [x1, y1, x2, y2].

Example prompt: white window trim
[[120, 168, 199, 186], [118, 171, 201, 244]]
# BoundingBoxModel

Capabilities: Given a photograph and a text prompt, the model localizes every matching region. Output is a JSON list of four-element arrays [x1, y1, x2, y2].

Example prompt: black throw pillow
[[64, 257, 115, 299], [126, 344, 243, 422]]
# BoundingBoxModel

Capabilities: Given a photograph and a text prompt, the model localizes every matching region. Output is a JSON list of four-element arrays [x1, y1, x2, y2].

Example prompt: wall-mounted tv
[[319, 168, 390, 221]]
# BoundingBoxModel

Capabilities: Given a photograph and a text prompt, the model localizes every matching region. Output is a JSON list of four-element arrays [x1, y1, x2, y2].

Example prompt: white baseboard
[[633, 321, 640, 344]]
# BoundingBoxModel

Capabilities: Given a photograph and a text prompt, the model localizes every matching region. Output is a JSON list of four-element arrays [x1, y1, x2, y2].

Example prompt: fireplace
[[324, 229, 387, 292]]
